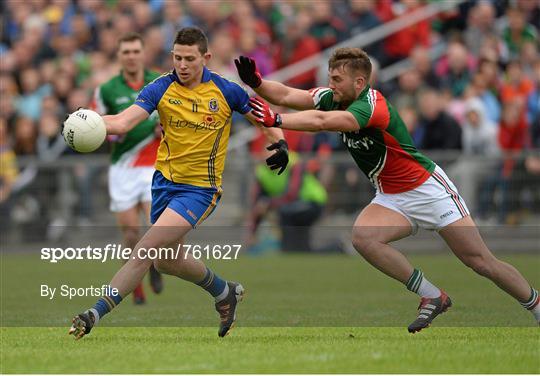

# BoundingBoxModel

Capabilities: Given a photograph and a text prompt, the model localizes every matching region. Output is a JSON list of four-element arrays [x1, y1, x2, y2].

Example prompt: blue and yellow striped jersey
[[135, 67, 250, 188]]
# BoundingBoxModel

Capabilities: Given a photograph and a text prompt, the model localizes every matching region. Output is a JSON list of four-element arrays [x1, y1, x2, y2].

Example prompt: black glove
[[234, 56, 262, 88], [266, 139, 289, 175]]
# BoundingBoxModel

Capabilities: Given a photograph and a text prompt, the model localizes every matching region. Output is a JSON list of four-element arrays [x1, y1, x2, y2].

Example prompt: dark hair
[[117, 32, 144, 48], [173, 27, 208, 54], [328, 47, 372, 79]]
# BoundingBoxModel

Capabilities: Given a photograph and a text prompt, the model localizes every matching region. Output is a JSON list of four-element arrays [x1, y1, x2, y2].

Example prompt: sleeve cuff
[[134, 101, 154, 114]]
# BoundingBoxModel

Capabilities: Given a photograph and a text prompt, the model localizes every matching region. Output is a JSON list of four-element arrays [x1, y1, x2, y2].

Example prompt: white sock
[[521, 288, 540, 322], [417, 277, 441, 298], [530, 303, 540, 323], [215, 283, 229, 302], [406, 269, 441, 298]]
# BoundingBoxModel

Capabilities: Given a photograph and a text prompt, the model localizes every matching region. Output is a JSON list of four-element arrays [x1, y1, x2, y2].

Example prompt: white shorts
[[371, 165, 470, 233], [108, 164, 154, 212]]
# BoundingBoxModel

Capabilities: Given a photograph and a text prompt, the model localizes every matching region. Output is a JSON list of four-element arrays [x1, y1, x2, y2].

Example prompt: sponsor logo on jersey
[[342, 133, 374, 150], [167, 116, 222, 132]]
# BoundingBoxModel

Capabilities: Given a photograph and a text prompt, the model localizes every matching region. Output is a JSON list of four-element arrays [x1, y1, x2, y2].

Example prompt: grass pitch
[[2, 327, 538, 373], [1, 253, 539, 373]]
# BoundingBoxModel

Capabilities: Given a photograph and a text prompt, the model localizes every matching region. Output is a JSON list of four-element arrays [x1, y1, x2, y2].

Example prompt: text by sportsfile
[[41, 284, 119, 300]]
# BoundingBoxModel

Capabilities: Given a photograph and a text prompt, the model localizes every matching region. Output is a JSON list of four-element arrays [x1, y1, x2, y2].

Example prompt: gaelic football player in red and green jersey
[[235, 48, 540, 331], [91, 32, 163, 305]]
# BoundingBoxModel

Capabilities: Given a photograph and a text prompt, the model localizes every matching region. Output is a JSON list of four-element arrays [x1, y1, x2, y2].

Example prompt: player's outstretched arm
[[234, 56, 314, 111], [102, 104, 149, 135], [249, 97, 360, 133]]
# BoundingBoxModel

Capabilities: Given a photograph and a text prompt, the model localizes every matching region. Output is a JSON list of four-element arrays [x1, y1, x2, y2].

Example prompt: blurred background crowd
[[0, 0, 539, 246]]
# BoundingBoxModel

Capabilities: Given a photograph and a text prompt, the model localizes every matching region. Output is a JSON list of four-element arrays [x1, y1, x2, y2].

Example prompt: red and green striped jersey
[[92, 70, 161, 166], [310, 85, 435, 193]]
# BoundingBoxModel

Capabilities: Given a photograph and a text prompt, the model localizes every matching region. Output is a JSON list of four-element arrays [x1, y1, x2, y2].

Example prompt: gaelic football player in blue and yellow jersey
[[68, 27, 288, 339]]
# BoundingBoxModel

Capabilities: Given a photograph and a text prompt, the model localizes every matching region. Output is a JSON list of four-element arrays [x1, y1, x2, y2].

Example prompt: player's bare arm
[[280, 109, 359, 132], [235, 56, 314, 110], [254, 80, 314, 111], [249, 97, 360, 133], [103, 104, 150, 135]]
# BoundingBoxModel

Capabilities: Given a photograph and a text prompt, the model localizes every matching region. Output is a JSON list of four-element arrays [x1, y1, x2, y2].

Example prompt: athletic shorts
[[108, 164, 154, 212], [150, 170, 222, 228], [371, 165, 470, 234]]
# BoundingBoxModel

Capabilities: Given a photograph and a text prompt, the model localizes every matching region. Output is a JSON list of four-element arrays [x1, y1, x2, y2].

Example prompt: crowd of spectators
[[1, 0, 539, 226]]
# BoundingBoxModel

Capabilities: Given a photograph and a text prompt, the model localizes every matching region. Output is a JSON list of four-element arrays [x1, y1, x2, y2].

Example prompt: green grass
[[1, 253, 539, 373], [2, 327, 539, 373]]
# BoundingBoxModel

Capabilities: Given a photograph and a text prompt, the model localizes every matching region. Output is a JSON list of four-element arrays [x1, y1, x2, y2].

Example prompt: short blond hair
[[328, 47, 372, 79]]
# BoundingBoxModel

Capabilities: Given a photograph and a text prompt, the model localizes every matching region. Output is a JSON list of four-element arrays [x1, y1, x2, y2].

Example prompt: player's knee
[[127, 253, 153, 271], [465, 255, 495, 278], [351, 229, 377, 256]]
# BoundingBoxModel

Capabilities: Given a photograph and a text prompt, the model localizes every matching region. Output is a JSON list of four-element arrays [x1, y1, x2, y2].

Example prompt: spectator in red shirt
[[499, 99, 529, 175], [273, 10, 320, 89], [500, 60, 535, 106], [479, 98, 530, 223], [381, 0, 431, 66]]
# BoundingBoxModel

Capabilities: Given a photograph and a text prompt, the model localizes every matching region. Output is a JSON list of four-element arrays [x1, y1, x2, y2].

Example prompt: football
[[63, 109, 106, 153]]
